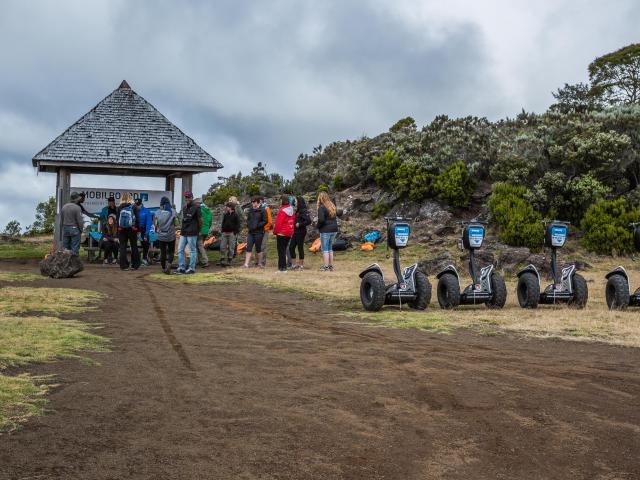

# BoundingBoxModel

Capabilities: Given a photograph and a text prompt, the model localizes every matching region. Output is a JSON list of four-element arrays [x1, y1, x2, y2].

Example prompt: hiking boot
[[319, 265, 330, 272], [328, 265, 334, 272], [185, 269, 196, 275], [142, 259, 149, 267], [163, 267, 171, 275], [174, 268, 186, 275]]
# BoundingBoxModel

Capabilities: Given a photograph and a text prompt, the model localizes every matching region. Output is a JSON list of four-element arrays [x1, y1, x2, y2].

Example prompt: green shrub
[[580, 199, 640, 255], [433, 161, 475, 208], [317, 183, 330, 193], [488, 183, 544, 249], [391, 162, 434, 202], [371, 202, 391, 219], [370, 150, 402, 190], [332, 175, 344, 191]]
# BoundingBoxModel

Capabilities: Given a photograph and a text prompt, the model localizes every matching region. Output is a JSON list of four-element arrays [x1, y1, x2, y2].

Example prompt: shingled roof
[[33, 80, 222, 174]]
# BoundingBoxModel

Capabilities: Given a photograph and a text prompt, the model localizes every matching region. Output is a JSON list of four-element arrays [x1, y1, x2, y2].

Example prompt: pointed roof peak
[[118, 80, 131, 90]]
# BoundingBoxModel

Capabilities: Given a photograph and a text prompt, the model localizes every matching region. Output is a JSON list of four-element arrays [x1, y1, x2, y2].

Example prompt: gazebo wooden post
[[54, 167, 71, 248], [165, 175, 176, 205], [181, 173, 193, 200]]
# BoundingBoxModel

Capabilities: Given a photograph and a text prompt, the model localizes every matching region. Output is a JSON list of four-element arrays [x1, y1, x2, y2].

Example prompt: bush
[[371, 202, 391, 219], [391, 162, 434, 202], [370, 150, 402, 190], [332, 175, 344, 191], [488, 183, 544, 249], [317, 183, 330, 193], [580, 199, 640, 255], [433, 161, 475, 208]]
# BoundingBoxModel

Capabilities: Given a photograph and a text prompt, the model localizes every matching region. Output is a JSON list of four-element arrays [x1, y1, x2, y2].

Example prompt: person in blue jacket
[[134, 198, 154, 266], [99, 196, 118, 231]]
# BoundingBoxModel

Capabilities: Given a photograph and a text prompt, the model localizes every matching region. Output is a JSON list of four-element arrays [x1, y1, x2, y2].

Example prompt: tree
[[550, 83, 600, 113], [389, 116, 417, 134], [2, 220, 22, 237], [30, 196, 56, 235], [589, 43, 640, 105]]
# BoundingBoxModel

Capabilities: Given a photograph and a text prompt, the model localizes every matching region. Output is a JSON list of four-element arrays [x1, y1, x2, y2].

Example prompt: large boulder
[[418, 251, 456, 276], [40, 250, 84, 279]]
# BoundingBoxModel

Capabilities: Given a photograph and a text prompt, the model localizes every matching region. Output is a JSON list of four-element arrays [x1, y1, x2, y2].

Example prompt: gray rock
[[418, 251, 455, 276], [40, 250, 84, 278]]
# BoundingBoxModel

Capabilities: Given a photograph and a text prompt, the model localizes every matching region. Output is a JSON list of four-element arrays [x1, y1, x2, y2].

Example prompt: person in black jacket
[[176, 191, 202, 274], [116, 192, 141, 270], [316, 191, 338, 272], [243, 196, 268, 268], [289, 195, 310, 270], [219, 203, 240, 266]]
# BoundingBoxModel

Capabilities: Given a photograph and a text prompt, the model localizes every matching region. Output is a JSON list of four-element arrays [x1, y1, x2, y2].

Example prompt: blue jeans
[[178, 235, 198, 271], [320, 232, 337, 253], [62, 226, 81, 255]]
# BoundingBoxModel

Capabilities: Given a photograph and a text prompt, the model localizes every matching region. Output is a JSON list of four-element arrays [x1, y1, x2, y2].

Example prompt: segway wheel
[[517, 272, 540, 308], [360, 271, 386, 311], [408, 271, 432, 310], [486, 273, 507, 309], [568, 273, 588, 309], [437, 273, 460, 309], [605, 274, 629, 310]]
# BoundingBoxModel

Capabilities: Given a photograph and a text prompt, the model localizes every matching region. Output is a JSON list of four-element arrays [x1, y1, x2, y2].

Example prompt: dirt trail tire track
[[1, 262, 639, 479]]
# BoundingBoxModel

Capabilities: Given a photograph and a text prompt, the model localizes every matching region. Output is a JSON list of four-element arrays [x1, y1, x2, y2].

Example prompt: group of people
[[60, 188, 340, 274]]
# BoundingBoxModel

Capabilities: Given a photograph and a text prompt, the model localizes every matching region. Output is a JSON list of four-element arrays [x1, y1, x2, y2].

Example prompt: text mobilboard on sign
[[71, 187, 172, 215]]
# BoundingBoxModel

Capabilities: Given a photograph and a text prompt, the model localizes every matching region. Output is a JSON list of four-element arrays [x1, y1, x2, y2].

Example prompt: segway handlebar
[[542, 219, 571, 225]]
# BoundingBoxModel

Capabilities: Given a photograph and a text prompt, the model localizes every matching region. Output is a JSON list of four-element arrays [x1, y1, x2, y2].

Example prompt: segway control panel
[[388, 221, 410, 249], [544, 221, 568, 248], [462, 223, 485, 250]]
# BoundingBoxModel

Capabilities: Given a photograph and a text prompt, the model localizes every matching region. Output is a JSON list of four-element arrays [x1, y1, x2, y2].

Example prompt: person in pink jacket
[[272, 195, 295, 272]]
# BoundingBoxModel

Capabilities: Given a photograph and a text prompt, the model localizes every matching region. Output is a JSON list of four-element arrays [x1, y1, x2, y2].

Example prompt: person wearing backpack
[[134, 197, 153, 266], [273, 195, 295, 273], [154, 196, 178, 274], [176, 191, 202, 274], [195, 197, 212, 268], [117, 192, 141, 271], [289, 194, 310, 270]]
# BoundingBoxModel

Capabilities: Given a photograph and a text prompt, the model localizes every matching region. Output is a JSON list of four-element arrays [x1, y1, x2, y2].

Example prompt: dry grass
[[149, 272, 240, 284], [0, 272, 42, 283], [221, 245, 640, 347], [0, 316, 110, 369], [0, 374, 50, 432], [0, 287, 104, 315]]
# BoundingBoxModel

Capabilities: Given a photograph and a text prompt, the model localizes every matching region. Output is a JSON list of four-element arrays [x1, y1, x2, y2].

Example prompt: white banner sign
[[70, 187, 172, 215]]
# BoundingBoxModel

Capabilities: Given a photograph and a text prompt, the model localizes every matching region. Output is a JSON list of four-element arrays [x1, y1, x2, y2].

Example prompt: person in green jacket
[[195, 197, 212, 268]]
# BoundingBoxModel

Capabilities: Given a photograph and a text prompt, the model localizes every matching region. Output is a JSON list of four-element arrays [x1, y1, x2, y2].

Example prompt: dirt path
[[1, 262, 640, 479]]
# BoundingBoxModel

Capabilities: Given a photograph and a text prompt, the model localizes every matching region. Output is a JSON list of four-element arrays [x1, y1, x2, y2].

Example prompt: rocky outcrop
[[40, 250, 83, 278]]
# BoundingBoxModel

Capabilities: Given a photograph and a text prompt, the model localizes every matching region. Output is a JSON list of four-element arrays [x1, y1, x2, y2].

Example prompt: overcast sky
[[1, 0, 638, 229]]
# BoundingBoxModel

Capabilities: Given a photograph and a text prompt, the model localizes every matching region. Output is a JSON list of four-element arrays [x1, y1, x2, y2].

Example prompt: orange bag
[[204, 236, 216, 247], [309, 238, 321, 253], [360, 242, 374, 252], [236, 242, 247, 254]]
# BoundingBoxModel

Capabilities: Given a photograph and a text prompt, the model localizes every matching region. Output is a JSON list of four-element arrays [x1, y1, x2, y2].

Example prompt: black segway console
[[359, 217, 431, 311]]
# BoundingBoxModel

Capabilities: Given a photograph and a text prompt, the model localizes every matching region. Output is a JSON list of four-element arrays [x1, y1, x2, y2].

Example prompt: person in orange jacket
[[256, 195, 273, 267]]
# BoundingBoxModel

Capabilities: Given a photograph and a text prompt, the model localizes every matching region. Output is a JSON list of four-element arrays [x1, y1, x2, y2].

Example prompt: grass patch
[[149, 272, 240, 284], [0, 272, 42, 283], [0, 287, 104, 315], [0, 316, 110, 369], [0, 374, 50, 432], [0, 239, 50, 260], [342, 310, 457, 334]]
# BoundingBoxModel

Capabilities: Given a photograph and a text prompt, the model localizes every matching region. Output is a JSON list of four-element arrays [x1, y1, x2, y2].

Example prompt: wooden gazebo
[[32, 80, 222, 246]]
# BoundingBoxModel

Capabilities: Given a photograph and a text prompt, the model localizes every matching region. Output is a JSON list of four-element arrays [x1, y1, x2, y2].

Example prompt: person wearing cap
[[243, 196, 268, 268], [194, 197, 212, 268], [219, 202, 240, 266], [60, 192, 84, 255], [176, 191, 202, 274]]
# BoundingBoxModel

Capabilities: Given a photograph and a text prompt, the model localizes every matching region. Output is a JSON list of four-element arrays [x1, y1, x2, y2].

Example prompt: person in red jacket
[[272, 194, 295, 272]]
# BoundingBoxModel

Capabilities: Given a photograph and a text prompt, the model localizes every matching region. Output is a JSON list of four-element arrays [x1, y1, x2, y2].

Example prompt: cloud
[[0, 0, 639, 227]]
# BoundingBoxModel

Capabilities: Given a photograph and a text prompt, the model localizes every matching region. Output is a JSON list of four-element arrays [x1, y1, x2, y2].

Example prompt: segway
[[517, 220, 588, 309], [359, 217, 432, 311], [436, 221, 507, 309], [604, 222, 640, 310]]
